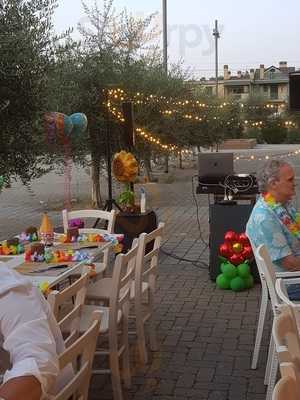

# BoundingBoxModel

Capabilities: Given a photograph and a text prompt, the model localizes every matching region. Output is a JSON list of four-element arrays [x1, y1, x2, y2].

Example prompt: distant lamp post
[[213, 20, 220, 97], [162, 0, 168, 74]]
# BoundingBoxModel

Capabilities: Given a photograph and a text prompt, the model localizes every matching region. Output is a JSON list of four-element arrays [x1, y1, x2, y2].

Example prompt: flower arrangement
[[112, 150, 139, 212]]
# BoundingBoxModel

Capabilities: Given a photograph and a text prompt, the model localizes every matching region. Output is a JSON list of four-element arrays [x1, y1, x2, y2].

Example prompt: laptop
[[198, 153, 234, 184]]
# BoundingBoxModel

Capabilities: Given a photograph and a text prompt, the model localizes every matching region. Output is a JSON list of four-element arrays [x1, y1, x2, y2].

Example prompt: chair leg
[[135, 305, 148, 365], [110, 351, 123, 400], [251, 280, 269, 369], [122, 303, 131, 388], [148, 291, 158, 352], [264, 332, 275, 385], [265, 350, 278, 400]]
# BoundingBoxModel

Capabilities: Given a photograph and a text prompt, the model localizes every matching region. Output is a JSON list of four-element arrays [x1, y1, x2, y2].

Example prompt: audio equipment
[[198, 152, 234, 184], [197, 174, 258, 197]]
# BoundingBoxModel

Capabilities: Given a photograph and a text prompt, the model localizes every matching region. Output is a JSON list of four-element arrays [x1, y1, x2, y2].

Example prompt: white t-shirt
[[0, 264, 70, 399]]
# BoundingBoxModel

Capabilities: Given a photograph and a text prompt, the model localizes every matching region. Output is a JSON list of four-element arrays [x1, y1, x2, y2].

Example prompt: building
[[198, 61, 295, 106]]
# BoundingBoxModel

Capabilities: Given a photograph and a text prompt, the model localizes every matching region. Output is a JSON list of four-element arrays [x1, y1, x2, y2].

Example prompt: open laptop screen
[[198, 153, 234, 184]]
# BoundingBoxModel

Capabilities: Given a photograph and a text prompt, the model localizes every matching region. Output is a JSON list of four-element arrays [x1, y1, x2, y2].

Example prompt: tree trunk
[[178, 152, 183, 169], [164, 153, 169, 173], [144, 152, 152, 182], [91, 159, 103, 208]]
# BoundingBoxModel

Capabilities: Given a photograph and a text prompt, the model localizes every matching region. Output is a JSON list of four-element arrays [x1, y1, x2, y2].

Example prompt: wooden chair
[[87, 222, 165, 365], [272, 363, 300, 400], [80, 243, 138, 400], [48, 272, 89, 347], [272, 306, 300, 400], [53, 310, 101, 400], [250, 238, 300, 371], [62, 208, 116, 277]]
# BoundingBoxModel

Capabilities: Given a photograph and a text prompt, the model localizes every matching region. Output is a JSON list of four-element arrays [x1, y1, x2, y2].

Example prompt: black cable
[[160, 174, 209, 269]]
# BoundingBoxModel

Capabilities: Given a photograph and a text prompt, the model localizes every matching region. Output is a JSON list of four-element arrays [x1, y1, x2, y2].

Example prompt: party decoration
[[216, 230, 254, 292], [263, 192, 300, 239], [70, 113, 88, 135], [38, 281, 52, 296], [57, 232, 124, 254], [39, 213, 54, 246], [112, 151, 139, 183]]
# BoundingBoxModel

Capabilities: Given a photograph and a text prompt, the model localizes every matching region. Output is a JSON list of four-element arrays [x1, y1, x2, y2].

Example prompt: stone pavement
[[2, 147, 300, 399]]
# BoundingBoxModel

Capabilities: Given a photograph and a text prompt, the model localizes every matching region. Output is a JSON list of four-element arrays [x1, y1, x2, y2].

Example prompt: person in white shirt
[[0, 264, 67, 400]]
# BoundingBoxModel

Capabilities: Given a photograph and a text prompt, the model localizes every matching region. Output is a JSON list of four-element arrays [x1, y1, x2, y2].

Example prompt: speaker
[[289, 72, 300, 111], [122, 101, 135, 149], [208, 203, 259, 283]]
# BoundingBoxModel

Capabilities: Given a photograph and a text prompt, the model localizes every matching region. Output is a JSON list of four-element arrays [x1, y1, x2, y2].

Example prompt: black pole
[[105, 89, 113, 211]]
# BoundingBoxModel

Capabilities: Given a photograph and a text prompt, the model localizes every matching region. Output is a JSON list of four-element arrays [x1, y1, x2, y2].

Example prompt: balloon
[[224, 231, 238, 243], [222, 263, 237, 280], [244, 275, 254, 289], [238, 233, 250, 246], [232, 242, 243, 253], [216, 274, 231, 289], [219, 242, 233, 258], [70, 113, 88, 135], [237, 263, 250, 278], [229, 253, 244, 266], [242, 245, 253, 260], [44, 112, 73, 138], [230, 276, 246, 292]]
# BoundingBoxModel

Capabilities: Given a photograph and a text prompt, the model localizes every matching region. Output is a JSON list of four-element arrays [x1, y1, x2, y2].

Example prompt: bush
[[285, 129, 300, 144], [261, 125, 287, 144], [244, 128, 264, 144]]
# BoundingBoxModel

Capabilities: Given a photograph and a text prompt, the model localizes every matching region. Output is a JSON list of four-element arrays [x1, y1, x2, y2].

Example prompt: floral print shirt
[[246, 196, 300, 271]]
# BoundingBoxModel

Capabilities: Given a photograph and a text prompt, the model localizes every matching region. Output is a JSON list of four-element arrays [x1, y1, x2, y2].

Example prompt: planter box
[[115, 210, 158, 252], [220, 139, 257, 149]]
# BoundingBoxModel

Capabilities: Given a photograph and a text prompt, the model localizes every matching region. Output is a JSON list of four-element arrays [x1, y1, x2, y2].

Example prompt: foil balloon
[[70, 113, 88, 135]]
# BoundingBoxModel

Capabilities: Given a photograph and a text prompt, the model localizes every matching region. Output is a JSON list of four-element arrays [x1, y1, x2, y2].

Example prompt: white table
[[0, 241, 111, 288]]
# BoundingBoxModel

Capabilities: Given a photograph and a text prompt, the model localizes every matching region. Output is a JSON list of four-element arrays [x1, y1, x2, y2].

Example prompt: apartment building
[[198, 61, 295, 105]]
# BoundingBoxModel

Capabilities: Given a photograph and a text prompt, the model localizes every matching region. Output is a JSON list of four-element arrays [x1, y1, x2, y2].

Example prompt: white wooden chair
[[86, 222, 165, 364], [254, 245, 300, 400], [272, 363, 300, 400], [53, 310, 101, 400], [80, 243, 138, 400], [272, 305, 300, 400], [250, 239, 300, 371], [62, 208, 116, 277], [47, 272, 90, 347]]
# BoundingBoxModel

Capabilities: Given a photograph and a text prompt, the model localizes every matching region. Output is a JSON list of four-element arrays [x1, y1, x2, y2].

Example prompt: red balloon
[[242, 245, 253, 260], [238, 233, 250, 246], [219, 242, 233, 258], [230, 253, 244, 266], [224, 231, 238, 243]]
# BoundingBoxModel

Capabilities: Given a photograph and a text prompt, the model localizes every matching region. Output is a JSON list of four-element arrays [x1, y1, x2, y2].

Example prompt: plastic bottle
[[140, 187, 146, 213]]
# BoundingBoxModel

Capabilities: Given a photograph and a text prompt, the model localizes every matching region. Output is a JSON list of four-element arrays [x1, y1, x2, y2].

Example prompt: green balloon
[[222, 263, 237, 280], [237, 263, 250, 278], [244, 275, 254, 289], [216, 274, 231, 289], [230, 276, 246, 292], [220, 262, 228, 273]]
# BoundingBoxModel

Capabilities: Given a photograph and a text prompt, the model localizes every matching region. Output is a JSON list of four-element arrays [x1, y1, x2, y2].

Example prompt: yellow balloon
[[232, 242, 243, 253]]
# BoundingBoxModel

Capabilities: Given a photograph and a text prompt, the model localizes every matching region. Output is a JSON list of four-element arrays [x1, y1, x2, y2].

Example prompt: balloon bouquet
[[44, 112, 88, 209], [216, 231, 254, 292]]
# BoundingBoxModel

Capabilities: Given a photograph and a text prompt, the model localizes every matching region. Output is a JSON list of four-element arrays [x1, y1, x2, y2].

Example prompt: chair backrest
[[109, 241, 138, 330], [273, 304, 300, 367], [255, 244, 280, 314], [275, 278, 300, 331], [48, 273, 89, 347], [135, 222, 165, 300], [272, 368, 299, 400], [62, 209, 116, 235], [54, 310, 101, 400]]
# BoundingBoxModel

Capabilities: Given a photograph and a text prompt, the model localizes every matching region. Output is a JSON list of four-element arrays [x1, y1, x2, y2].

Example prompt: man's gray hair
[[257, 159, 290, 193]]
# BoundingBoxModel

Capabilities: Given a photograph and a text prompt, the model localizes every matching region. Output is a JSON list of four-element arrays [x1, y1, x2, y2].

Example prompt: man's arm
[[0, 287, 59, 399], [0, 376, 41, 400], [281, 255, 300, 271]]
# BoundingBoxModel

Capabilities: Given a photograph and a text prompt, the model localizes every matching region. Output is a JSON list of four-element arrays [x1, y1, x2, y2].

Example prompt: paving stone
[[1, 164, 278, 400]]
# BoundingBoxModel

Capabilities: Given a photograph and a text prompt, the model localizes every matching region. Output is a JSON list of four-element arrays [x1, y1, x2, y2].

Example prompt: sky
[[53, 0, 300, 79]]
